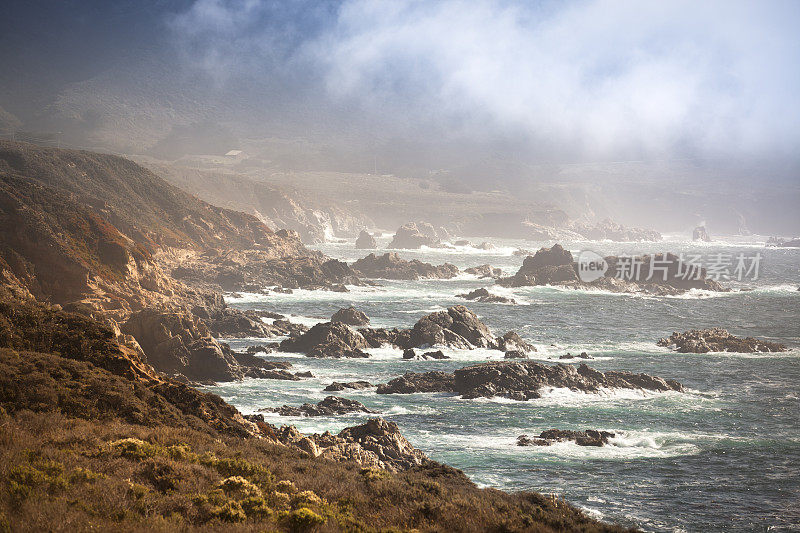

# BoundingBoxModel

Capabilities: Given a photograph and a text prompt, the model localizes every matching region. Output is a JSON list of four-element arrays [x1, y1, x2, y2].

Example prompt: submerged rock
[[456, 287, 516, 304], [331, 306, 370, 326], [403, 349, 450, 360], [517, 429, 616, 447], [657, 328, 787, 353], [464, 264, 502, 278], [352, 252, 459, 280], [263, 396, 376, 417], [279, 321, 370, 358]]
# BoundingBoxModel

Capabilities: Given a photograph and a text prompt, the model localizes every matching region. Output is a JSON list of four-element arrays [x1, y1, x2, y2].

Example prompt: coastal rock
[[376, 371, 456, 394], [355, 230, 378, 249], [517, 429, 616, 447], [408, 305, 497, 349], [360, 327, 409, 348], [496, 331, 536, 353], [693, 225, 712, 242], [279, 321, 370, 358], [403, 349, 450, 360], [263, 396, 376, 417], [387, 222, 446, 249], [559, 352, 593, 360], [324, 380, 373, 392], [498, 244, 726, 294], [504, 350, 527, 359], [464, 264, 502, 278], [657, 328, 787, 353], [456, 287, 516, 304], [331, 306, 370, 326], [122, 309, 243, 382], [352, 252, 459, 280], [767, 237, 800, 247], [207, 308, 286, 338], [275, 418, 428, 472], [377, 360, 682, 400]]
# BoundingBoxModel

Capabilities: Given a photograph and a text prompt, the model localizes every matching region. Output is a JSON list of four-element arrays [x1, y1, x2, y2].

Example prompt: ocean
[[205, 235, 800, 532]]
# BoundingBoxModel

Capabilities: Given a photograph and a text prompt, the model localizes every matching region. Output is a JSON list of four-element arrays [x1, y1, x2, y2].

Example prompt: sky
[[1, 0, 799, 173], [160, 0, 800, 163]]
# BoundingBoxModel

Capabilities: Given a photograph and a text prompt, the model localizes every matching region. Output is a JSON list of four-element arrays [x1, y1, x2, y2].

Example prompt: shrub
[[287, 507, 325, 531], [110, 438, 156, 459], [291, 490, 322, 508], [241, 496, 273, 518], [217, 476, 262, 499], [275, 479, 297, 494], [209, 500, 246, 523]]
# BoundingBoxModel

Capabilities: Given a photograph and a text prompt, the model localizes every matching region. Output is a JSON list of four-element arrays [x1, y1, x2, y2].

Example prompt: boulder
[[517, 429, 616, 447], [279, 321, 371, 358], [657, 328, 787, 353], [352, 252, 459, 280], [407, 305, 497, 349], [324, 380, 373, 392], [504, 350, 527, 359], [355, 230, 378, 249], [331, 306, 370, 326], [496, 331, 535, 353], [403, 349, 450, 360], [263, 396, 376, 417]]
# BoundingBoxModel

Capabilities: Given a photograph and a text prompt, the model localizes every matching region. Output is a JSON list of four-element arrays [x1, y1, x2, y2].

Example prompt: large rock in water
[[274, 417, 429, 472], [355, 230, 377, 249], [693, 225, 712, 242], [279, 321, 370, 357], [407, 305, 498, 349], [498, 244, 726, 294], [352, 252, 459, 280], [657, 328, 787, 353], [376, 361, 682, 400], [376, 371, 456, 394], [387, 222, 445, 249], [122, 309, 242, 382], [453, 361, 683, 400], [331, 306, 370, 326]]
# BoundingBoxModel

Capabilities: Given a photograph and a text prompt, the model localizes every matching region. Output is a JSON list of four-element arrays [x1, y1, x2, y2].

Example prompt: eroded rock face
[[517, 429, 616, 447], [657, 328, 787, 353], [352, 252, 459, 280], [496, 332, 536, 353], [377, 361, 682, 400], [279, 321, 370, 358], [122, 309, 242, 382], [388, 222, 447, 249], [457, 287, 516, 304], [355, 230, 378, 249], [331, 306, 370, 326], [263, 396, 376, 417]]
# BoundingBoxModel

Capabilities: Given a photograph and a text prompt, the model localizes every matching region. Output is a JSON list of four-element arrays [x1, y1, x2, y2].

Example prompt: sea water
[[205, 235, 800, 532]]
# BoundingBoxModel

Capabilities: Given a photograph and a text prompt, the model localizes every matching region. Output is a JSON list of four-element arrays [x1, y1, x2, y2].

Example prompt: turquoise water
[[206, 236, 800, 532]]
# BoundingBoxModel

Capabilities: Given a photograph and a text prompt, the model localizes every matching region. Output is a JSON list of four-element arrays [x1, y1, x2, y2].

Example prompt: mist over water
[[208, 236, 800, 532]]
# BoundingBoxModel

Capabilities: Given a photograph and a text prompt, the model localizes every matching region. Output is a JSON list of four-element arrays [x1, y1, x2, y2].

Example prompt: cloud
[[169, 0, 800, 161]]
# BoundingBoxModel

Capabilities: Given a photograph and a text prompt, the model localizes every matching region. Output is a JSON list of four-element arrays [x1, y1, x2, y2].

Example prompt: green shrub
[[291, 490, 322, 508], [209, 500, 246, 523], [287, 507, 325, 531], [217, 475, 262, 499], [275, 479, 297, 494], [110, 438, 156, 459], [241, 496, 273, 518]]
